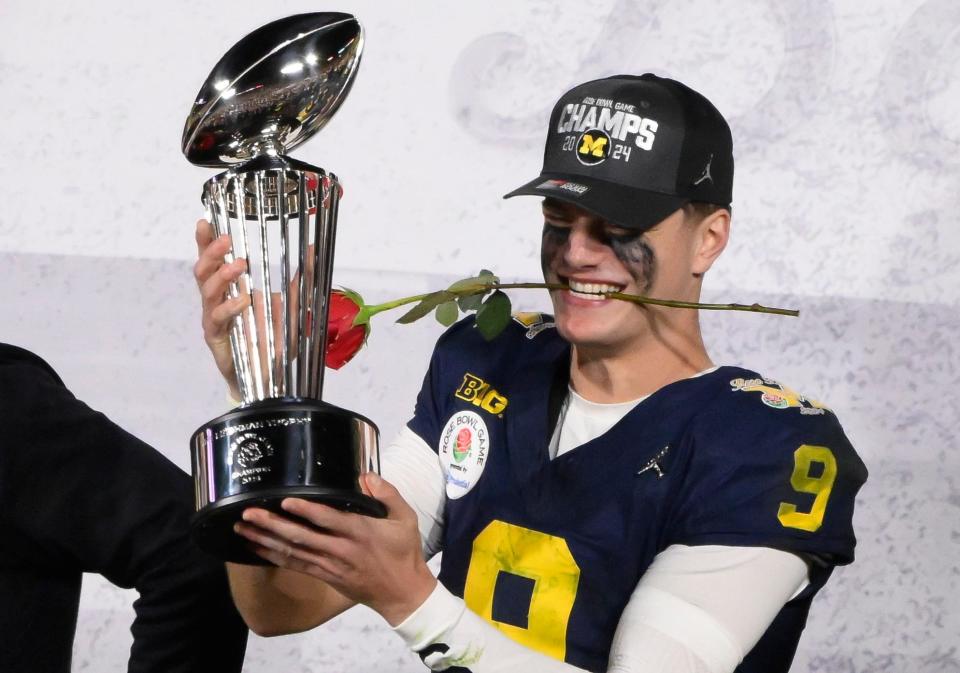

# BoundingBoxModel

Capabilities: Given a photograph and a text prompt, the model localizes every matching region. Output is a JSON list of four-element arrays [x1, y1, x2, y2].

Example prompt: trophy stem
[[253, 172, 278, 397], [277, 169, 293, 397], [231, 175, 266, 401], [308, 207, 320, 396], [308, 195, 326, 399], [296, 177, 311, 396], [209, 178, 254, 402], [311, 178, 340, 398], [203, 162, 344, 404]]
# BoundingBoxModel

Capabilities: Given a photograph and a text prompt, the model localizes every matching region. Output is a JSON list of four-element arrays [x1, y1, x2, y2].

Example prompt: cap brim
[[503, 173, 688, 232]]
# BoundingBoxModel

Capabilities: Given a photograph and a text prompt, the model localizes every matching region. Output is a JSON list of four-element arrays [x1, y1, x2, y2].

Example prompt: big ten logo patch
[[455, 373, 509, 415]]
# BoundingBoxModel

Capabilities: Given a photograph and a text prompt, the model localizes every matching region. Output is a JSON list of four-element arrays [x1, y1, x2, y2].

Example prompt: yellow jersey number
[[778, 444, 838, 532], [463, 520, 581, 661]]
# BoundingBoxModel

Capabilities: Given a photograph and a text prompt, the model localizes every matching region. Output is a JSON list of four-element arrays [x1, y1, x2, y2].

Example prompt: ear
[[692, 208, 730, 275]]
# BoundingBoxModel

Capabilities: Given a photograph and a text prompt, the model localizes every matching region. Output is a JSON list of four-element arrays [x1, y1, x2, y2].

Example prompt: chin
[[554, 313, 617, 349], [552, 299, 649, 352]]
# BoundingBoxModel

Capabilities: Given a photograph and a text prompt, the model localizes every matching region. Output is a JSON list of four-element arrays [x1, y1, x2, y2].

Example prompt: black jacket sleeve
[[0, 344, 247, 672]]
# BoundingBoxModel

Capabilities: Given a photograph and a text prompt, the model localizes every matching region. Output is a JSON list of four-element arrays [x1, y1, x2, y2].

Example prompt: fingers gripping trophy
[[182, 13, 386, 564]]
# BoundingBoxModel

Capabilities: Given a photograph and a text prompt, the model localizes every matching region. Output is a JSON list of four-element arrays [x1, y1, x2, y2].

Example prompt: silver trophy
[[182, 13, 384, 564]]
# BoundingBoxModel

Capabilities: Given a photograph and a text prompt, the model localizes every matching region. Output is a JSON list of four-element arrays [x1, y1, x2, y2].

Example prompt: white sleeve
[[391, 545, 809, 673], [611, 545, 809, 673], [379, 425, 446, 559]]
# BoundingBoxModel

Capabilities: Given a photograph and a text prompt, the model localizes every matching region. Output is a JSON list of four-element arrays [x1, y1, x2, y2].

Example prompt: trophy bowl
[[183, 13, 385, 565], [182, 12, 364, 167]]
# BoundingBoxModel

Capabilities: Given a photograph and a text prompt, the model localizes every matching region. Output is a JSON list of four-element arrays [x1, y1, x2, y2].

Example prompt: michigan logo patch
[[576, 129, 610, 165]]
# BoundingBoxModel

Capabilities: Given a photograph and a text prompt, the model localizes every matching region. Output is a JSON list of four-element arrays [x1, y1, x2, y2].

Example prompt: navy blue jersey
[[407, 317, 867, 673]]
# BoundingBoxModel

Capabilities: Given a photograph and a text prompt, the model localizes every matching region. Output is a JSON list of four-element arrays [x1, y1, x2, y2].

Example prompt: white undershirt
[[549, 366, 720, 458], [549, 387, 648, 459]]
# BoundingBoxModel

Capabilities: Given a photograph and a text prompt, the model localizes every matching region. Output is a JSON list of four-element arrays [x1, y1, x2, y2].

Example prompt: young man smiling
[[537, 197, 724, 401], [194, 73, 867, 673]]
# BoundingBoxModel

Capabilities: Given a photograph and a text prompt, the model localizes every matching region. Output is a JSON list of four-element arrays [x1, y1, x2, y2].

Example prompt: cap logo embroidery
[[576, 129, 611, 165], [693, 153, 714, 186], [557, 98, 658, 151], [536, 179, 589, 196]]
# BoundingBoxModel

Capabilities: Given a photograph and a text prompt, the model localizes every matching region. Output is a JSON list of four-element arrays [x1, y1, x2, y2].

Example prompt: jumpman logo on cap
[[693, 154, 714, 186]]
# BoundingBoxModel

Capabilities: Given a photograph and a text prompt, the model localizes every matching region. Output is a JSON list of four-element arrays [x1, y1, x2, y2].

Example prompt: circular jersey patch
[[438, 410, 490, 499]]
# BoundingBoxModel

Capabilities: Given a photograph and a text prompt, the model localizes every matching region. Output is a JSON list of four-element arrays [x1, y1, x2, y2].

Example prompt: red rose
[[324, 288, 369, 370]]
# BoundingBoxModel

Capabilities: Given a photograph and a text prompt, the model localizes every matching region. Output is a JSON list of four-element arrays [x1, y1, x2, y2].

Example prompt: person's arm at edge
[[0, 349, 249, 673]]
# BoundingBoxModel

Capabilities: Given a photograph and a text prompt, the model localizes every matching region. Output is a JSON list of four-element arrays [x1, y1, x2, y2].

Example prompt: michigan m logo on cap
[[576, 129, 610, 165]]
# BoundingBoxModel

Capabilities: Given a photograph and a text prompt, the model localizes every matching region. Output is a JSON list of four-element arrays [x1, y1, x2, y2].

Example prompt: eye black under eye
[[604, 227, 642, 244], [543, 221, 571, 237]]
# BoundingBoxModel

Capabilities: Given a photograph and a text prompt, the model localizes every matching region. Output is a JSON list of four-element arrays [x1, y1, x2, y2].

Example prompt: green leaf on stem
[[435, 300, 459, 327], [457, 291, 486, 312], [445, 272, 494, 312], [396, 290, 457, 324], [475, 290, 512, 340], [478, 269, 499, 284], [447, 276, 485, 292]]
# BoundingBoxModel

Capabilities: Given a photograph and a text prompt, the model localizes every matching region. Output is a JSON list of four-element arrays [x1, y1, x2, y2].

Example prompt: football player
[[194, 74, 867, 673]]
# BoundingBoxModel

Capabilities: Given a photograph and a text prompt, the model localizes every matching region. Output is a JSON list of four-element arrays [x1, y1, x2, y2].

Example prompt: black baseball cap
[[503, 73, 733, 231]]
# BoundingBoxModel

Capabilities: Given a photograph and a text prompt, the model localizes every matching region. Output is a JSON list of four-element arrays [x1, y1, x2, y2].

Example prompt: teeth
[[567, 280, 619, 300]]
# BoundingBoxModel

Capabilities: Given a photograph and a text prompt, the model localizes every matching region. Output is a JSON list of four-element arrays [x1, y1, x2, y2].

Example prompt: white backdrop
[[1, 1, 958, 671]]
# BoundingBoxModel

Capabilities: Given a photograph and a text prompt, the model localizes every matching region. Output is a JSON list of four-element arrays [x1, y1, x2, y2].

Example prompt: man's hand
[[193, 178, 345, 399], [233, 473, 437, 626], [194, 219, 249, 400], [194, 218, 302, 400]]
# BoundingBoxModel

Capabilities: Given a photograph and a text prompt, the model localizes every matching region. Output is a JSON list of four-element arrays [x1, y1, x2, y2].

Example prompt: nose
[[563, 223, 607, 268]]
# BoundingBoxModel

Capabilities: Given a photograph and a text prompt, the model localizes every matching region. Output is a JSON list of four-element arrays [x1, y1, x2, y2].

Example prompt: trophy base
[[192, 487, 387, 565], [190, 399, 386, 565]]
